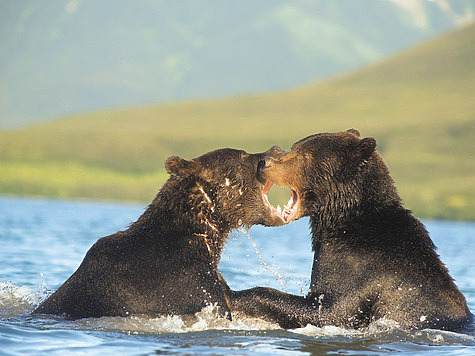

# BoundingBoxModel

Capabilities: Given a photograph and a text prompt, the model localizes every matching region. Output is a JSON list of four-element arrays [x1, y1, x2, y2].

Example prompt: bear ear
[[355, 137, 376, 161], [347, 128, 361, 137], [165, 156, 200, 177]]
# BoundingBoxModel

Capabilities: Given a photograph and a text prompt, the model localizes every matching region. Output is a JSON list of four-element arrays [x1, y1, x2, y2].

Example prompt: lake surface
[[0, 196, 474, 355]]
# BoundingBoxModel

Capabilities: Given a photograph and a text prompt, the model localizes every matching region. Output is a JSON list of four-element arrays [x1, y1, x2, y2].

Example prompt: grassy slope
[[0, 24, 474, 219]]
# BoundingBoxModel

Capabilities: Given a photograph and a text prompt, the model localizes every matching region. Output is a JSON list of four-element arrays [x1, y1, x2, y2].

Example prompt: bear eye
[[257, 159, 266, 171]]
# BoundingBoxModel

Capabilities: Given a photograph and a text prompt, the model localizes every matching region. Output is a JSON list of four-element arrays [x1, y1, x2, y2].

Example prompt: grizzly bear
[[231, 130, 472, 330], [33, 146, 286, 320]]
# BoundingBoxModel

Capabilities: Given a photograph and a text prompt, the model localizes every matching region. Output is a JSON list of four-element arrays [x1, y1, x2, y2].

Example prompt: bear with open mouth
[[33, 146, 288, 320], [232, 129, 472, 330]]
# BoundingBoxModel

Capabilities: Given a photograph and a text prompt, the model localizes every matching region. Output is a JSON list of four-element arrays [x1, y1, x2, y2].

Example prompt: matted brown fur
[[33, 147, 285, 320], [232, 130, 472, 330]]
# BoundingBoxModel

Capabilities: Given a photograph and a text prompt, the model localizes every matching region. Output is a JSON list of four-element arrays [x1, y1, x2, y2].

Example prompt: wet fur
[[231, 130, 472, 330], [33, 148, 283, 319]]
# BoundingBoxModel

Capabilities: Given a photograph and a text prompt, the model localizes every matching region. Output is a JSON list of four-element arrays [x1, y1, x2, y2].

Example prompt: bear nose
[[258, 156, 273, 171], [269, 145, 280, 153], [263, 156, 273, 168], [266, 145, 287, 158]]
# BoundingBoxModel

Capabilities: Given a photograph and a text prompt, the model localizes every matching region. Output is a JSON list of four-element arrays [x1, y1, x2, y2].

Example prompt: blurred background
[[0, 0, 474, 220]]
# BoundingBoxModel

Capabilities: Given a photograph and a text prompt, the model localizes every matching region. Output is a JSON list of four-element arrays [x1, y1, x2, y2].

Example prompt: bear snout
[[263, 156, 273, 169], [266, 145, 286, 157], [257, 156, 274, 174]]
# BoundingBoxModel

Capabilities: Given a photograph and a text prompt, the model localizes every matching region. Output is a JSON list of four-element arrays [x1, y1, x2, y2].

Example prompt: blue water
[[0, 196, 474, 355]]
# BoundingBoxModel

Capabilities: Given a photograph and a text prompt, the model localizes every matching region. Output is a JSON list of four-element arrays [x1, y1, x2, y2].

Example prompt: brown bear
[[231, 130, 472, 330], [33, 146, 286, 320]]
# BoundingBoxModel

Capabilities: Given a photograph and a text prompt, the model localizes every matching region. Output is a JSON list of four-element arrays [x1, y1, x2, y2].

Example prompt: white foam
[[410, 328, 475, 346], [3, 280, 472, 347], [292, 323, 362, 337], [291, 318, 475, 346], [81, 304, 280, 334], [0, 281, 47, 317]]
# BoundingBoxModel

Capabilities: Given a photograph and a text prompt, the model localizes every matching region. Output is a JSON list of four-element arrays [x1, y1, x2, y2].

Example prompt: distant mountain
[[0, 23, 474, 219], [0, 0, 473, 127]]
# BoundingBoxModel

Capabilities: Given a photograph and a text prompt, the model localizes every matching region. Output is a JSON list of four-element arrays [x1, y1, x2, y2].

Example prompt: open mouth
[[262, 181, 299, 223]]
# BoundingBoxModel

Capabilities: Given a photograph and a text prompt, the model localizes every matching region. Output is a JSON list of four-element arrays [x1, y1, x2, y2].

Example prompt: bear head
[[164, 146, 289, 230], [259, 129, 400, 224]]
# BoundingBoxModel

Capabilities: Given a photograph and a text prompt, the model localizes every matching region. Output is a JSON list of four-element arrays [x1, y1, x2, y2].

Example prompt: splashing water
[[4, 279, 472, 347], [236, 226, 287, 291], [1, 198, 474, 354], [0, 281, 47, 318], [81, 304, 281, 334], [2, 281, 471, 349], [0, 279, 474, 356], [0, 281, 280, 333]]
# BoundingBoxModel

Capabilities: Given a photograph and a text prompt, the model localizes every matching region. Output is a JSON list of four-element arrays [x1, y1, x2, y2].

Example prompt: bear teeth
[[277, 205, 282, 214]]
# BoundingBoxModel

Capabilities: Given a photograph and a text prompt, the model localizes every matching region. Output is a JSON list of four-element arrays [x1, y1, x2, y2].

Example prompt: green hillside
[[1, 23, 474, 220], [2, 1, 472, 127]]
